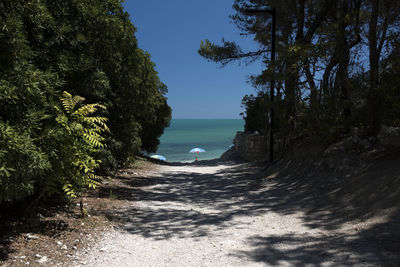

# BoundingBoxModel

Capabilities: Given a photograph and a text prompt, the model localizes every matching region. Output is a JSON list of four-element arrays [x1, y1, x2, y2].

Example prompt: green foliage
[[0, 0, 171, 205], [0, 122, 50, 203], [29, 0, 172, 161], [241, 94, 268, 134], [0, 88, 108, 203], [0, 41, 61, 203], [199, 39, 244, 66], [51, 91, 108, 198], [201, 0, 400, 145]]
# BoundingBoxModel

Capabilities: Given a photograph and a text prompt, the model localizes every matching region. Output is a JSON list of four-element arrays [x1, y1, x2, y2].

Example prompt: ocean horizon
[[151, 119, 244, 162]]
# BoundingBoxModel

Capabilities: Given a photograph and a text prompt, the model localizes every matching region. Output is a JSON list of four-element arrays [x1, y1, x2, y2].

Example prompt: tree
[[0, 0, 171, 206], [26, 0, 172, 162], [199, 0, 400, 145]]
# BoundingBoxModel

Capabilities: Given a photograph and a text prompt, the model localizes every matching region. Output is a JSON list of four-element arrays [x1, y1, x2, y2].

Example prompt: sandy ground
[[74, 160, 396, 267]]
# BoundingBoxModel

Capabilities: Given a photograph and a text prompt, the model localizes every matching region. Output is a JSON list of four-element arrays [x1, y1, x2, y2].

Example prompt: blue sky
[[123, 0, 264, 119]]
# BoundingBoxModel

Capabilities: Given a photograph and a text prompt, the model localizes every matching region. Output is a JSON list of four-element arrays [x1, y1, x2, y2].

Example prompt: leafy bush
[[0, 90, 108, 205], [0, 122, 50, 203], [1, 0, 171, 207], [49, 91, 109, 199]]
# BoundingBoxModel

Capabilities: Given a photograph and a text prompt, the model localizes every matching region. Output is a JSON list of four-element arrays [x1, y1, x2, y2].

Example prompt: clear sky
[[123, 0, 264, 119]]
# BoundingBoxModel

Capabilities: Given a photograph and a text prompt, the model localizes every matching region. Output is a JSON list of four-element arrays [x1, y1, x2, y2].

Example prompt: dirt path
[[75, 161, 393, 266]]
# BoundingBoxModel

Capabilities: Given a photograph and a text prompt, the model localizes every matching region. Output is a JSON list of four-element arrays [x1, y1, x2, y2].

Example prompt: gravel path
[[75, 161, 391, 266]]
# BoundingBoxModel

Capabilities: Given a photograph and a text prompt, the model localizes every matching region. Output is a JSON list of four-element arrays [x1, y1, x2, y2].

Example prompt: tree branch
[[304, 0, 337, 43]]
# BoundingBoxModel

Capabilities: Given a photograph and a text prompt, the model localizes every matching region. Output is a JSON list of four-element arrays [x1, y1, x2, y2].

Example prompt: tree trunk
[[336, 2, 352, 131], [367, 0, 382, 134]]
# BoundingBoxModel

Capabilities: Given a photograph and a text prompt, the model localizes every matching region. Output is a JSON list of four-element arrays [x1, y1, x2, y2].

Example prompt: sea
[[151, 119, 244, 162]]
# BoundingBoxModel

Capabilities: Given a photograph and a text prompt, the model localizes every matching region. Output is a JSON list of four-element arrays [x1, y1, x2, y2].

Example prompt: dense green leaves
[[0, 0, 171, 205], [51, 91, 108, 198], [0, 121, 50, 203]]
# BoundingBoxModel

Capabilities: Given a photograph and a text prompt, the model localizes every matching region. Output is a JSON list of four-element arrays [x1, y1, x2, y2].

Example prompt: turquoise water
[[152, 119, 244, 162]]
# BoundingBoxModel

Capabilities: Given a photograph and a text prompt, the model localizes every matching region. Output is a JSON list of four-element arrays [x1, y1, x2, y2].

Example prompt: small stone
[[14, 256, 26, 259], [61, 245, 67, 250], [74, 239, 80, 244], [35, 254, 42, 259], [36, 256, 48, 264], [99, 247, 107, 252], [72, 246, 77, 250], [57, 241, 63, 246], [26, 234, 39, 240], [81, 223, 85, 226]]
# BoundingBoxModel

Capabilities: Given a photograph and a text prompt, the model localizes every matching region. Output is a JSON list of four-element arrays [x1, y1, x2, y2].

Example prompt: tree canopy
[[199, 0, 400, 144], [0, 0, 171, 205]]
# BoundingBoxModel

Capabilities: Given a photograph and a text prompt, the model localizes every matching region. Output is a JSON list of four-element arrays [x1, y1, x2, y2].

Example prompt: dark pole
[[270, 8, 276, 162], [243, 8, 276, 162]]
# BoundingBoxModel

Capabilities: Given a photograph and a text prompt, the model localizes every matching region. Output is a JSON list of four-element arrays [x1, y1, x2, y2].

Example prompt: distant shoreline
[[156, 119, 243, 162]]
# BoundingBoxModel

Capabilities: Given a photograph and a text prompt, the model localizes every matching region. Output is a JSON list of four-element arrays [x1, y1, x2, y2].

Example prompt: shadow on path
[[98, 155, 400, 266]]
